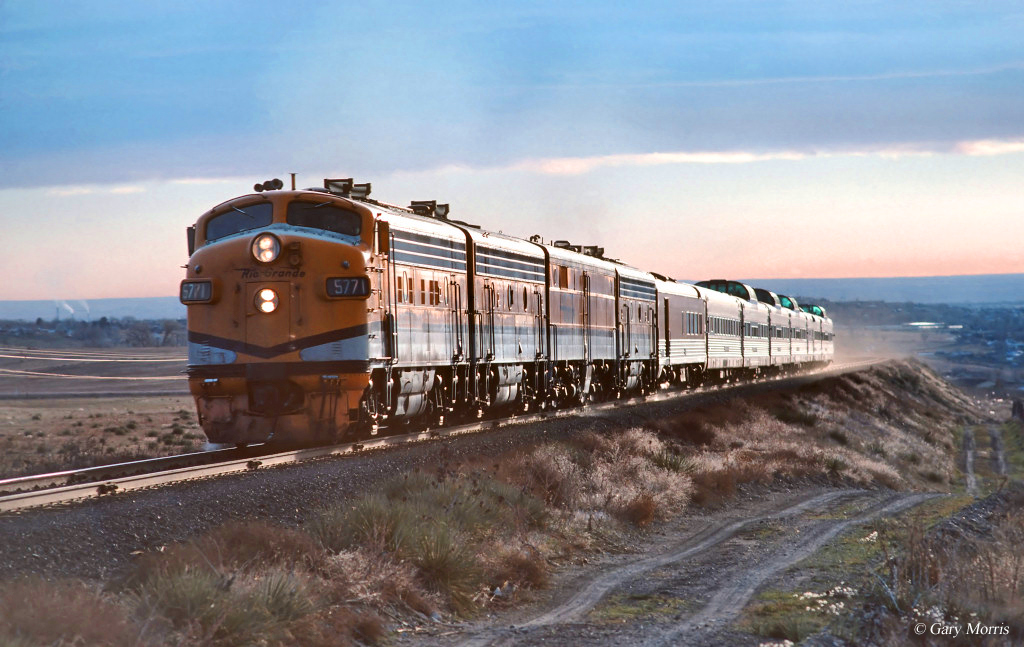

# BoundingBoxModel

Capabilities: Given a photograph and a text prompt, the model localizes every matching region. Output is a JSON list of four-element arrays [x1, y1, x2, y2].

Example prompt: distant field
[[0, 395, 203, 478], [0, 347, 197, 477], [0, 346, 188, 397]]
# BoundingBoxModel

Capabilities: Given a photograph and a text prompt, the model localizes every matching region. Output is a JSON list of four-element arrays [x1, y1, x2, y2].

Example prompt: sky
[[1, 1, 1023, 300]]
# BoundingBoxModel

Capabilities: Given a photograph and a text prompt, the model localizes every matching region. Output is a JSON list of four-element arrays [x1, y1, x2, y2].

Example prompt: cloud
[[955, 138, 1024, 156], [495, 137, 1024, 176], [510, 150, 812, 175], [619, 62, 1024, 90], [48, 184, 146, 196], [170, 177, 242, 185]]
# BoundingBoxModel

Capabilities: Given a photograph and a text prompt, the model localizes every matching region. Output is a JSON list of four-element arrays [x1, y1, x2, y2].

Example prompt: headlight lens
[[252, 234, 280, 263], [255, 288, 279, 313]]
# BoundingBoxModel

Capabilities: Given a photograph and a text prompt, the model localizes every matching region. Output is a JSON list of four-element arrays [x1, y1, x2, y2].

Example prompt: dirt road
[[417, 488, 941, 647]]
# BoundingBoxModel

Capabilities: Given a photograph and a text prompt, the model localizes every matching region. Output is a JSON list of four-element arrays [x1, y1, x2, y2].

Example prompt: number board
[[180, 280, 213, 303], [326, 277, 370, 297]]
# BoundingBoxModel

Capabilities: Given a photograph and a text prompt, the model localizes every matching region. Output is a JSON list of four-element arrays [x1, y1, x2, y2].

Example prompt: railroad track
[[0, 359, 878, 514]]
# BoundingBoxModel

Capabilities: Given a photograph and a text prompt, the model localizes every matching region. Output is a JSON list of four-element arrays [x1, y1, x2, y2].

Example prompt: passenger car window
[[287, 201, 361, 236], [205, 202, 273, 242]]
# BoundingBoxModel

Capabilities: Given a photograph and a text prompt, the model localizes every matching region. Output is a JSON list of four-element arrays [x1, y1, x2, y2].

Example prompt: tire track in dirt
[[453, 489, 941, 647], [641, 491, 941, 646], [455, 489, 865, 647], [988, 424, 1007, 476], [963, 427, 979, 495]]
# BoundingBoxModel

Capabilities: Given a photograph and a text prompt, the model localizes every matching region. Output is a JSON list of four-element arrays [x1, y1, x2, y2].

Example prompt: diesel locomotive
[[180, 177, 834, 445]]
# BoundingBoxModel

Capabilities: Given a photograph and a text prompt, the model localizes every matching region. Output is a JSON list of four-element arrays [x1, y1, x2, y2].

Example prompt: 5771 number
[[326, 277, 370, 297]]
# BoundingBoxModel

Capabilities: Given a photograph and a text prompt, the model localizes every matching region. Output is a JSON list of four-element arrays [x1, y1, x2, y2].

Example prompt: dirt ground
[[0, 395, 203, 478], [0, 346, 198, 477]]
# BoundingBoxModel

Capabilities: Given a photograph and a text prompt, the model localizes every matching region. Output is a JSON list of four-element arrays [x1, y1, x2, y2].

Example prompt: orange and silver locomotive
[[181, 177, 833, 445], [181, 179, 390, 444]]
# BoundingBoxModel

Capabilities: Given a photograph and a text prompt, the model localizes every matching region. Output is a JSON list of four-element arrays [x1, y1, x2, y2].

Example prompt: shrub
[[828, 430, 849, 446], [621, 493, 657, 526], [650, 448, 693, 473], [205, 521, 324, 571], [412, 523, 479, 615], [825, 456, 848, 475], [491, 549, 550, 589], [0, 578, 135, 647], [253, 571, 316, 623], [774, 406, 818, 427]]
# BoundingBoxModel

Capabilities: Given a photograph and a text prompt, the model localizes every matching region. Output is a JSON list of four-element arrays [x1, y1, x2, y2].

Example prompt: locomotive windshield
[[206, 202, 273, 242], [287, 201, 361, 236]]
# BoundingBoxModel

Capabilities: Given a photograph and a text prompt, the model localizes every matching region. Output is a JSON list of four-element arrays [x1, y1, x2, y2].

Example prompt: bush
[[621, 493, 657, 526], [412, 523, 480, 615], [0, 578, 135, 647]]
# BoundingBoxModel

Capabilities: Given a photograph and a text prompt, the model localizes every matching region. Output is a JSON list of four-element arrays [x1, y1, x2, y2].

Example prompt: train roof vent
[[410, 200, 451, 220], [553, 240, 582, 252], [581, 245, 605, 258], [324, 178, 352, 195], [323, 178, 372, 200]]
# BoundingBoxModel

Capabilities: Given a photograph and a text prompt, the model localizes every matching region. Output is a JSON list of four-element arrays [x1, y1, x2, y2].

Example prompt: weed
[[825, 456, 848, 475], [0, 578, 136, 647], [413, 523, 479, 615], [921, 470, 945, 484], [899, 452, 922, 465], [650, 448, 694, 473], [775, 406, 818, 427], [491, 549, 550, 589], [828, 430, 849, 446], [253, 571, 316, 622], [589, 592, 690, 624], [621, 493, 657, 526]]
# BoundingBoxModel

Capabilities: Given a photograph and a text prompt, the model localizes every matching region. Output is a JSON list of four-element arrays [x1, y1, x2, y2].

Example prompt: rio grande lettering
[[239, 268, 306, 279]]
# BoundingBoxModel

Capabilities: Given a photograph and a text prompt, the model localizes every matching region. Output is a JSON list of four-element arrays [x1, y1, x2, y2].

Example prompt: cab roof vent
[[553, 240, 582, 252], [410, 200, 451, 220], [323, 178, 371, 199]]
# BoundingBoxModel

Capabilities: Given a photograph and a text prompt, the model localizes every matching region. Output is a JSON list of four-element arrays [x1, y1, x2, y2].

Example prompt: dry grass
[[858, 489, 1024, 645], [642, 360, 974, 506], [508, 428, 694, 524], [0, 577, 137, 646], [0, 395, 203, 478], [128, 520, 323, 591]]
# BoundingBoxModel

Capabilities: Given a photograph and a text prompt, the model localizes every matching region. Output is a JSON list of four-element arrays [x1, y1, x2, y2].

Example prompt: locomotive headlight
[[252, 234, 280, 263], [255, 288, 279, 313]]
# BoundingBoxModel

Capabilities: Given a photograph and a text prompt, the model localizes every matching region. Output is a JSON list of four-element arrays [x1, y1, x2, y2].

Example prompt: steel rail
[[0, 445, 266, 496], [0, 359, 876, 514]]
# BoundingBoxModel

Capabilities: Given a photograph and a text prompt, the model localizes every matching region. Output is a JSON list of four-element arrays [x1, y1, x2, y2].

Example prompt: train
[[180, 177, 834, 445]]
